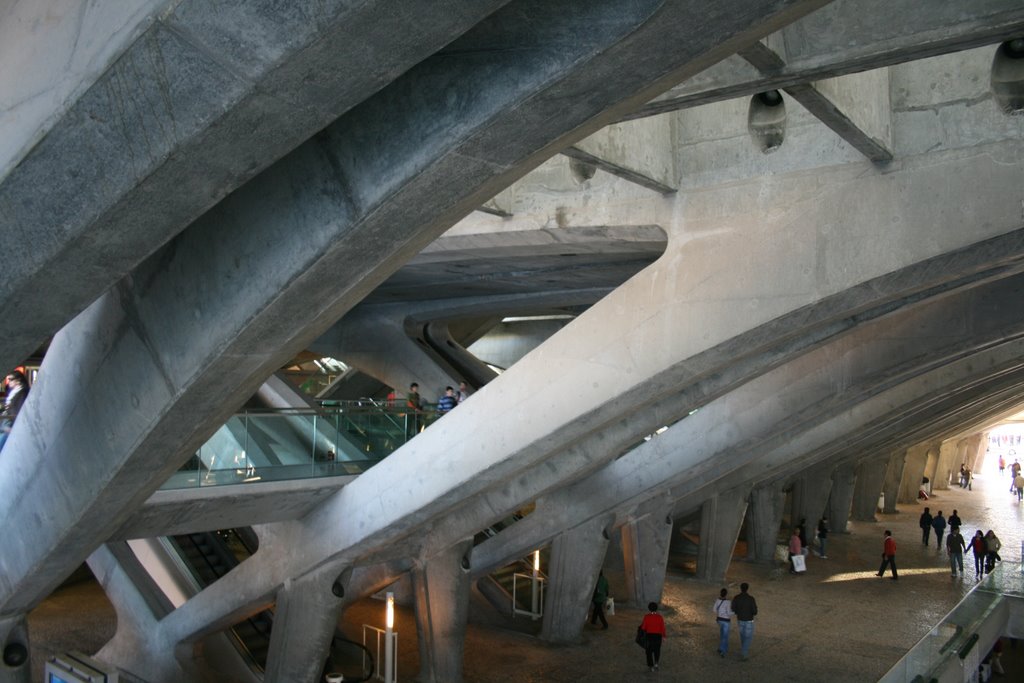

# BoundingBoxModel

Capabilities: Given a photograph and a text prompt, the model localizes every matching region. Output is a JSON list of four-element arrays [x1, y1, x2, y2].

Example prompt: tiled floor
[[28, 460, 1024, 682]]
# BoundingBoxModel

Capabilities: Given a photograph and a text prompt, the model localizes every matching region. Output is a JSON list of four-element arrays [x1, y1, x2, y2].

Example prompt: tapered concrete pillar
[[0, 617, 30, 683], [933, 441, 958, 490], [970, 432, 989, 471], [898, 444, 930, 504], [746, 484, 786, 562], [922, 444, 940, 490], [263, 565, 350, 683], [790, 472, 832, 533], [411, 539, 474, 683], [540, 515, 612, 644], [852, 457, 887, 521], [696, 487, 749, 582], [621, 503, 673, 607], [827, 464, 856, 533], [882, 451, 907, 512]]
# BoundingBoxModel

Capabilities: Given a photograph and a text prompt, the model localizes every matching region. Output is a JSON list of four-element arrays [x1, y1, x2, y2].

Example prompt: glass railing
[[161, 401, 447, 489], [878, 560, 1023, 683]]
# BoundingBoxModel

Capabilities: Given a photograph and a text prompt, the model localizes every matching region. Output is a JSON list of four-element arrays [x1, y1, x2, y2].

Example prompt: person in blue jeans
[[730, 583, 758, 660], [713, 588, 731, 657]]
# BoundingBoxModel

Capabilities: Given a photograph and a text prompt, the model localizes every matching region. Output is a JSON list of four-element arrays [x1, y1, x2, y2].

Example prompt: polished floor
[[28, 459, 1024, 682]]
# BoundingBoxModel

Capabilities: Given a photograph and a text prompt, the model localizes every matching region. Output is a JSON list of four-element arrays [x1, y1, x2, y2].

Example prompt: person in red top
[[876, 530, 898, 580], [641, 602, 667, 672]]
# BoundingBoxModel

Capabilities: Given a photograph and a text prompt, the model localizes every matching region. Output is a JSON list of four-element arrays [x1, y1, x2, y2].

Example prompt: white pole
[[385, 592, 395, 683], [531, 550, 540, 620]]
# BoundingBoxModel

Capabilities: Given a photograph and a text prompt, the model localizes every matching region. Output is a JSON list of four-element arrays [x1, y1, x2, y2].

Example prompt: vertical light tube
[[385, 592, 395, 683], [531, 550, 540, 619]]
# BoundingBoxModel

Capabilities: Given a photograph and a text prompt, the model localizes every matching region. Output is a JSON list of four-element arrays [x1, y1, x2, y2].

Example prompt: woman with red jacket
[[641, 602, 667, 672]]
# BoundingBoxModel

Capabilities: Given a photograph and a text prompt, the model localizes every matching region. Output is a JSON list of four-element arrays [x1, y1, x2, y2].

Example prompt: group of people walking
[[903, 506, 1003, 579]]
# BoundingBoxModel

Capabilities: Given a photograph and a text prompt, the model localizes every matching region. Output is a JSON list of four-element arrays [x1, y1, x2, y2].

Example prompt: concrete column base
[[540, 515, 612, 644], [746, 484, 786, 562], [0, 617, 30, 683], [264, 565, 349, 683], [883, 451, 908, 513], [697, 487, 749, 582], [412, 539, 474, 683], [852, 458, 887, 521], [621, 504, 673, 607], [828, 464, 856, 533]]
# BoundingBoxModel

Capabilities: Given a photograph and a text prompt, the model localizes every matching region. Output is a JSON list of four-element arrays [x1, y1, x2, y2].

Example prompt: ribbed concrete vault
[[3, 1, 1024, 682]]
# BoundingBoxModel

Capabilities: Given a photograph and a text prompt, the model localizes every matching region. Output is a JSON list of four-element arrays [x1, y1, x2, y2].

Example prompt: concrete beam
[[562, 115, 677, 194], [627, 0, 1024, 120], [0, 0, 512, 375], [412, 540, 474, 683], [738, 42, 893, 162]]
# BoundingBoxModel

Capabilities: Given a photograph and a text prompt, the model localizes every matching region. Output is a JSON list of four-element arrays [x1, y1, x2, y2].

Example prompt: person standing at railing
[[405, 383, 422, 438], [0, 370, 29, 453], [437, 386, 457, 415]]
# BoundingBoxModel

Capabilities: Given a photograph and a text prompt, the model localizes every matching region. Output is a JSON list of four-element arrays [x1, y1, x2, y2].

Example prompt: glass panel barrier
[[162, 402, 443, 490]]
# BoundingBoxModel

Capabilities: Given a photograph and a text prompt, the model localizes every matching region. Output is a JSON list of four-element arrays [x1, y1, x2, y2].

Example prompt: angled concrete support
[[696, 487, 749, 582], [621, 502, 674, 607], [745, 484, 785, 563], [966, 432, 988, 472], [882, 451, 908, 512], [562, 115, 677, 194], [933, 441, 958, 491], [0, 616, 29, 683], [852, 457, 887, 521], [827, 464, 856, 533], [898, 444, 931, 504], [923, 444, 940, 490], [412, 540, 474, 683], [790, 472, 832, 532], [263, 566, 350, 683], [540, 515, 612, 644]]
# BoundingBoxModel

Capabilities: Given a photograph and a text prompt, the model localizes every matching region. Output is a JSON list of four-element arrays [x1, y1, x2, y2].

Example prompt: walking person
[[971, 530, 987, 579], [931, 511, 947, 551], [731, 583, 758, 661], [589, 570, 609, 629], [640, 602, 666, 672], [983, 530, 1002, 573], [876, 530, 898, 580], [713, 588, 731, 658], [948, 509, 962, 533], [919, 507, 933, 546], [946, 527, 966, 577], [788, 528, 803, 574], [816, 517, 829, 558], [1014, 472, 1024, 502]]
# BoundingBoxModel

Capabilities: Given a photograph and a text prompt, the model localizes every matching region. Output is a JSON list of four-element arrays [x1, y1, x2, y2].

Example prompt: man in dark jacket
[[731, 583, 758, 660], [919, 507, 933, 546], [931, 511, 947, 550]]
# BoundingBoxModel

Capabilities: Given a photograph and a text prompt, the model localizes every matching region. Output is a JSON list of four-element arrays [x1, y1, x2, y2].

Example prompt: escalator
[[169, 529, 374, 680]]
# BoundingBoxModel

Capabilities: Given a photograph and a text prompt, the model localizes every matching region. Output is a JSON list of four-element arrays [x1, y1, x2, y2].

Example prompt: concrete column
[[621, 505, 673, 607], [970, 432, 989, 472], [696, 487, 749, 582], [790, 472, 832, 533], [852, 457, 887, 521], [263, 565, 349, 683], [922, 443, 941, 490], [0, 617, 30, 683], [898, 444, 930, 504], [745, 484, 785, 563], [411, 539, 474, 683], [540, 515, 612, 644], [933, 441, 958, 491], [827, 463, 856, 533], [883, 450, 908, 512]]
